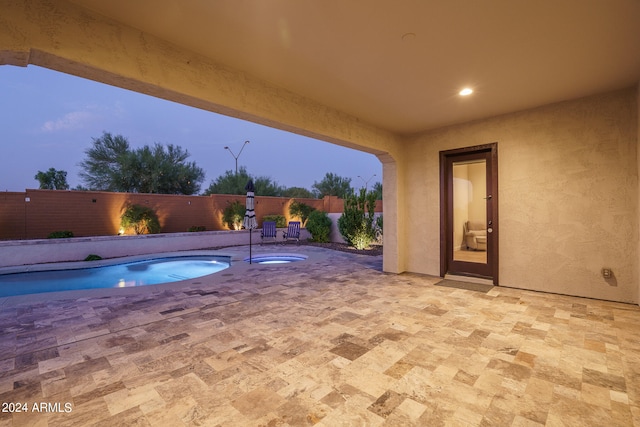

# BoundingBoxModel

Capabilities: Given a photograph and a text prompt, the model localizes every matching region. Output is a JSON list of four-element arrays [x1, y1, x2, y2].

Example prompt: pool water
[[0, 256, 230, 297], [244, 254, 307, 264]]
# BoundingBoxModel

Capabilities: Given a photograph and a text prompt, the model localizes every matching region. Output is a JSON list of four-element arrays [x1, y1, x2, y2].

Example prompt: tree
[[282, 187, 315, 198], [204, 166, 284, 196], [78, 132, 130, 191], [127, 143, 205, 194], [35, 168, 69, 190], [312, 173, 352, 199], [371, 181, 383, 200], [78, 132, 205, 195], [253, 176, 286, 196], [203, 168, 249, 195]]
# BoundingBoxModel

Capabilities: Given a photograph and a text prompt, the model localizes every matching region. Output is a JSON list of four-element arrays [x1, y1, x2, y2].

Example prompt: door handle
[[484, 195, 492, 200]]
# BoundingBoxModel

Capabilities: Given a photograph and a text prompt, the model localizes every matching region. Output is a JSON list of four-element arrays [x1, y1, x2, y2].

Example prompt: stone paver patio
[[0, 245, 639, 426]]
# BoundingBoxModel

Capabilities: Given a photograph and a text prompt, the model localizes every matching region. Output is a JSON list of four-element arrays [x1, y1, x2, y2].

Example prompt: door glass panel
[[452, 160, 487, 264]]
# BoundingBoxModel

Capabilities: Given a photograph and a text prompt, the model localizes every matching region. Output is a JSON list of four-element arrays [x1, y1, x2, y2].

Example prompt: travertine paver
[[0, 245, 639, 426]]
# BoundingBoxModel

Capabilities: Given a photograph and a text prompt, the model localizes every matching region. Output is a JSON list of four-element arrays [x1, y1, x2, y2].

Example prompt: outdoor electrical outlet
[[601, 268, 612, 279]]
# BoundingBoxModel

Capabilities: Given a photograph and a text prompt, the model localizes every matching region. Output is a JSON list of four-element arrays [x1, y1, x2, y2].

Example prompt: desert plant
[[289, 201, 316, 226], [120, 204, 161, 235], [222, 201, 245, 230], [47, 230, 74, 239], [84, 254, 102, 261], [306, 210, 332, 243], [262, 214, 286, 228], [338, 188, 377, 250], [375, 214, 383, 245]]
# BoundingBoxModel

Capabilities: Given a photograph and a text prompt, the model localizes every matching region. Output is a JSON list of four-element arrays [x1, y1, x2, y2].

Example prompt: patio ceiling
[[67, 0, 640, 135]]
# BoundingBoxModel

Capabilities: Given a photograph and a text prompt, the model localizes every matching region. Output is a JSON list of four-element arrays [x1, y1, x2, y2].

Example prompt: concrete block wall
[[0, 190, 380, 240]]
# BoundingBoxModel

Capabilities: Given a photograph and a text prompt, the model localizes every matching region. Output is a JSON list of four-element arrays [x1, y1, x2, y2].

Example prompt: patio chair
[[283, 221, 301, 243], [261, 221, 278, 244]]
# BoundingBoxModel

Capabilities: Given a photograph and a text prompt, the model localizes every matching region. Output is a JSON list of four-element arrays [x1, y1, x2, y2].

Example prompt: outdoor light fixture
[[224, 140, 250, 174], [459, 88, 473, 96]]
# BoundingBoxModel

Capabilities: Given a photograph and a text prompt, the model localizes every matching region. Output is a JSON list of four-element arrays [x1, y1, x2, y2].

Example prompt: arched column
[[377, 153, 406, 274]]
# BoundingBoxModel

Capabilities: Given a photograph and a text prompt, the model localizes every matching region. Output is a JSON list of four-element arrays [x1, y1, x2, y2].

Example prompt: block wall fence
[[0, 190, 382, 240]]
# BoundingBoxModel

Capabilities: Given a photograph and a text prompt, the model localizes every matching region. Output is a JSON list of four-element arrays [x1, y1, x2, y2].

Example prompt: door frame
[[439, 143, 499, 284]]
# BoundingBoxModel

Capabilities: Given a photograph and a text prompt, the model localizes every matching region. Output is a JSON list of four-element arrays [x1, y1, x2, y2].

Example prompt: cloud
[[41, 110, 96, 132]]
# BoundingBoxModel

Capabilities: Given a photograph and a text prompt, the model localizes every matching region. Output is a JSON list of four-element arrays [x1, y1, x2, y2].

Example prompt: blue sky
[[0, 65, 382, 193]]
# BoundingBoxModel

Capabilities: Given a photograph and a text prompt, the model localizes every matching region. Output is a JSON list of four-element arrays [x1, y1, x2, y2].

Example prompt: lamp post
[[224, 140, 250, 174], [358, 174, 376, 190]]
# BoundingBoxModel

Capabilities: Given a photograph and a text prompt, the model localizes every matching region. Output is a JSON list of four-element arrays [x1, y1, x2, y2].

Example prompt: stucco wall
[[637, 84, 640, 304], [404, 88, 639, 303]]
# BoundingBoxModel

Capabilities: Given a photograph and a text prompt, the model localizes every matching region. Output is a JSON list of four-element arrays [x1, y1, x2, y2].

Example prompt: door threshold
[[444, 274, 494, 286]]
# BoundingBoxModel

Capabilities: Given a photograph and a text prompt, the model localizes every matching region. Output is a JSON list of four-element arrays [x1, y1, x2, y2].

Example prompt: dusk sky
[[0, 65, 382, 194]]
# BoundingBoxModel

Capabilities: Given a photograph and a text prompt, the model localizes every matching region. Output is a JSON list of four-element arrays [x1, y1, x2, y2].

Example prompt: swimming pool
[[244, 254, 308, 264], [0, 255, 231, 297]]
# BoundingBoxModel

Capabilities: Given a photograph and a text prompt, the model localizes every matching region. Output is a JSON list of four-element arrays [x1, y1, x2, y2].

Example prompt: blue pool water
[[0, 256, 231, 297], [244, 254, 307, 264]]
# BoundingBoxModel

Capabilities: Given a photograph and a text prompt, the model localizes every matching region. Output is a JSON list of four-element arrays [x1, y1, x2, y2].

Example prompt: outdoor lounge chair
[[261, 221, 278, 244], [283, 221, 301, 243]]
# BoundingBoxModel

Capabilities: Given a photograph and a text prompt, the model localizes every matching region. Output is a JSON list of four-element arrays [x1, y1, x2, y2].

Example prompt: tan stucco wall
[[637, 83, 640, 304], [403, 88, 639, 303]]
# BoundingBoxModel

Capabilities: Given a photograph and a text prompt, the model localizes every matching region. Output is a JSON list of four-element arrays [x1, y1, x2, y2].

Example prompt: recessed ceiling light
[[459, 88, 473, 96]]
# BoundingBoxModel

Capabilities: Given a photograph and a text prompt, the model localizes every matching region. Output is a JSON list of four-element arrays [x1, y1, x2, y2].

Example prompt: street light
[[224, 140, 250, 174], [358, 174, 376, 190]]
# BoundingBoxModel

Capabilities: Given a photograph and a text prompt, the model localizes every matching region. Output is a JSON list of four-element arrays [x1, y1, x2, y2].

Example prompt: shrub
[[375, 214, 383, 245], [187, 226, 206, 232], [120, 204, 161, 235], [84, 254, 102, 261], [262, 214, 286, 228], [222, 201, 245, 230], [306, 210, 332, 243], [338, 188, 377, 250], [47, 230, 74, 239], [289, 201, 316, 226]]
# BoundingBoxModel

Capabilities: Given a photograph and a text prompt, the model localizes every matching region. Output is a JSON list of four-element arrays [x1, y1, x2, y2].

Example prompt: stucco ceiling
[[68, 0, 640, 135]]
